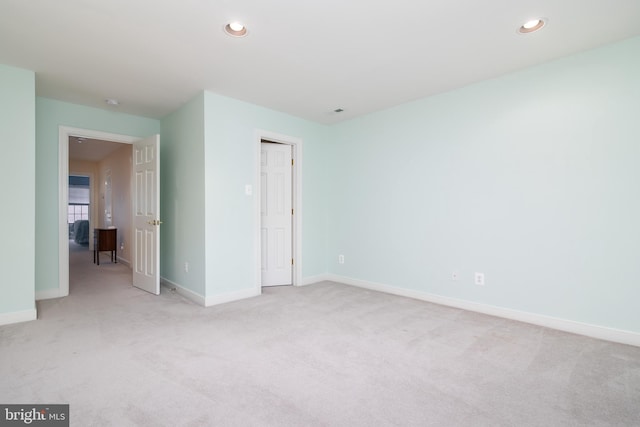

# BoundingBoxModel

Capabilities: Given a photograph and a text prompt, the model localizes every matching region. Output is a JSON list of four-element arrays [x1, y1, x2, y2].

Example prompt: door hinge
[[291, 158, 294, 166], [291, 208, 294, 215], [291, 258, 294, 265]]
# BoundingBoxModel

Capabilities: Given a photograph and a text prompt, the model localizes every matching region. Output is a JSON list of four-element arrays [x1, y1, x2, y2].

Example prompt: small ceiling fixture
[[105, 98, 120, 106], [518, 18, 547, 34], [224, 21, 248, 37], [334, 108, 344, 113]]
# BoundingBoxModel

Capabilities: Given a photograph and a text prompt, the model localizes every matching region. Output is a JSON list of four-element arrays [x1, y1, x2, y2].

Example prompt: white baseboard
[[205, 287, 261, 307], [326, 274, 640, 348], [36, 288, 64, 301], [300, 274, 332, 286], [160, 277, 205, 306], [0, 308, 37, 326], [116, 257, 131, 268], [160, 278, 262, 307]]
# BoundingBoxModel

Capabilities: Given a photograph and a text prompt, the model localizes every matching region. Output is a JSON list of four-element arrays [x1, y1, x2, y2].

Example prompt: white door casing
[[132, 134, 161, 295], [57, 127, 141, 300], [261, 142, 292, 286]]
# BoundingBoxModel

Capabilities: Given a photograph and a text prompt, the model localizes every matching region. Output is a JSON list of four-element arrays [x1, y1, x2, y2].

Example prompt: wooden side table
[[94, 228, 117, 265]]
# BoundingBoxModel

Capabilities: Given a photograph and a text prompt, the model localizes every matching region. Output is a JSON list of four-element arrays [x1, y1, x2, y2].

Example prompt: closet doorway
[[255, 130, 303, 289]]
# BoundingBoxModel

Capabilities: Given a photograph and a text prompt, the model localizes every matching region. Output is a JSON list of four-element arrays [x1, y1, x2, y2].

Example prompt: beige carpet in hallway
[[1, 243, 639, 426]]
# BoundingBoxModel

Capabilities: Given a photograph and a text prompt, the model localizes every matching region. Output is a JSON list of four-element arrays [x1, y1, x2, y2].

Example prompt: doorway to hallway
[[57, 127, 161, 299], [68, 135, 132, 296]]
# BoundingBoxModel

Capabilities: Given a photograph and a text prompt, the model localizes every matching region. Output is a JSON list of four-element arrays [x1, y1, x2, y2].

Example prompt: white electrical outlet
[[475, 272, 485, 286], [452, 272, 459, 281], [184, 262, 189, 273], [338, 254, 345, 264]]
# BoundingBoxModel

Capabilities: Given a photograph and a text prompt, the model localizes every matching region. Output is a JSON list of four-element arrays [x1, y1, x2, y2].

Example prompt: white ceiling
[[1, 0, 639, 124], [68, 136, 125, 162]]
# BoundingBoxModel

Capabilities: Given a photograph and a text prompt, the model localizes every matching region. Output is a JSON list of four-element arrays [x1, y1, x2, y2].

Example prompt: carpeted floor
[[1, 242, 639, 426]]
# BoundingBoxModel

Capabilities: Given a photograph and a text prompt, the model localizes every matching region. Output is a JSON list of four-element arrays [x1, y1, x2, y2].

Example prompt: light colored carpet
[[1, 242, 639, 426]]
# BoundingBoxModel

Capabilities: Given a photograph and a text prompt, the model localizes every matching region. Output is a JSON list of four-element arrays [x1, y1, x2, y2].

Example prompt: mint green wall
[[203, 92, 328, 296], [9, 35, 636, 335], [160, 93, 206, 295], [0, 65, 35, 314], [35, 97, 160, 292], [327, 36, 640, 333]]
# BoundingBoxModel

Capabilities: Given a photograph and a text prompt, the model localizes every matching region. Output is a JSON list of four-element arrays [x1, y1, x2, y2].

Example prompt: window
[[68, 204, 89, 224], [68, 175, 90, 224]]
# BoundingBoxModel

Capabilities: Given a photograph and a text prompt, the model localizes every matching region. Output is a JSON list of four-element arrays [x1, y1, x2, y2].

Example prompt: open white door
[[133, 134, 160, 295], [261, 142, 292, 286]]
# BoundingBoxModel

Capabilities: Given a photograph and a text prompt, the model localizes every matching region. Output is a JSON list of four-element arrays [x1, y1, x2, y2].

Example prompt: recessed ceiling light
[[224, 22, 248, 37], [518, 18, 547, 34], [105, 98, 120, 106], [229, 22, 244, 32]]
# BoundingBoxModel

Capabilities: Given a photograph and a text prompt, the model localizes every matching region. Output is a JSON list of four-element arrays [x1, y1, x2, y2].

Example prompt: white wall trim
[[58, 126, 140, 300], [301, 274, 332, 286], [160, 278, 261, 307], [160, 277, 206, 306], [254, 130, 303, 289], [35, 289, 64, 301], [116, 256, 131, 268], [205, 287, 261, 307], [327, 274, 640, 348], [0, 308, 37, 326], [58, 127, 70, 298]]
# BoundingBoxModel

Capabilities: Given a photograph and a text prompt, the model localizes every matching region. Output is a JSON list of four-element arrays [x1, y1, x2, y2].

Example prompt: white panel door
[[261, 142, 292, 286], [133, 134, 160, 295]]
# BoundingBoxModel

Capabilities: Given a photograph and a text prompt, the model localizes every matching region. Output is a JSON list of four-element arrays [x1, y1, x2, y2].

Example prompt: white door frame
[[57, 126, 140, 298], [255, 130, 302, 290]]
